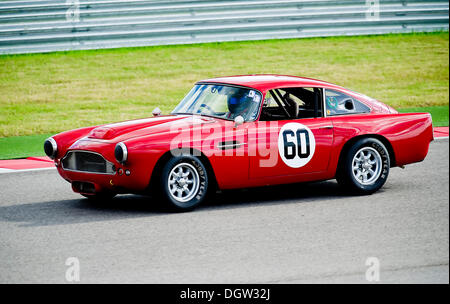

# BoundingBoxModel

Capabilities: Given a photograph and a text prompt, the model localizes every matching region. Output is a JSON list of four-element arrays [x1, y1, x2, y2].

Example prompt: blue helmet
[[228, 90, 252, 114]]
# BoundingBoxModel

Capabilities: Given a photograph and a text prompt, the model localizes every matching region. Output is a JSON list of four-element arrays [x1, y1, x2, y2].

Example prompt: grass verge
[[398, 105, 449, 127], [1, 32, 448, 137], [0, 133, 52, 160]]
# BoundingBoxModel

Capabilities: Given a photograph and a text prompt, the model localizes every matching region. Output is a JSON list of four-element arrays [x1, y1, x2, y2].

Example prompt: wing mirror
[[234, 115, 244, 128], [152, 107, 162, 117]]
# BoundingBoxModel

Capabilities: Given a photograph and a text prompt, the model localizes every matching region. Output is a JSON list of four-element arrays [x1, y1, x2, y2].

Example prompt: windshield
[[172, 84, 262, 121]]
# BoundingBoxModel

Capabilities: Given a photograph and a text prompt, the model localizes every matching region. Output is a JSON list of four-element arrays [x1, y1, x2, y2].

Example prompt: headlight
[[115, 142, 128, 164], [44, 137, 57, 159]]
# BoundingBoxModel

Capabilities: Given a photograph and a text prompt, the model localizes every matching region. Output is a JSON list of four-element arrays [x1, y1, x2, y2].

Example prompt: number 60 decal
[[278, 123, 316, 168]]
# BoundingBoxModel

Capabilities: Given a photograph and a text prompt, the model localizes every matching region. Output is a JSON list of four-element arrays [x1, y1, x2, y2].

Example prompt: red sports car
[[44, 75, 433, 211]]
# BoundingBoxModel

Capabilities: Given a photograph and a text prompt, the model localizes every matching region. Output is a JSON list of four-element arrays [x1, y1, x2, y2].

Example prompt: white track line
[[0, 168, 14, 173], [0, 166, 55, 174]]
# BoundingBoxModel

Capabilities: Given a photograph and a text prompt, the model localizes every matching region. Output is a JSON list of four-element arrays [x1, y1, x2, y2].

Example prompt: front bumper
[[55, 151, 151, 195], [54, 137, 163, 195], [57, 164, 144, 195]]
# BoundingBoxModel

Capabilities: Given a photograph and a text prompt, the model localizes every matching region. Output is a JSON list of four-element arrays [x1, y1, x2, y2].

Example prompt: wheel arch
[[337, 134, 396, 174], [148, 148, 218, 192]]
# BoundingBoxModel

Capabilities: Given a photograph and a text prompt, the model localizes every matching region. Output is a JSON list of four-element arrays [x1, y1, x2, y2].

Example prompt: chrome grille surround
[[62, 150, 116, 175]]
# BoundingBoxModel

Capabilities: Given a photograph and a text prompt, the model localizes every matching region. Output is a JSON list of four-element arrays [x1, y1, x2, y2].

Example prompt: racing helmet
[[227, 89, 252, 115]]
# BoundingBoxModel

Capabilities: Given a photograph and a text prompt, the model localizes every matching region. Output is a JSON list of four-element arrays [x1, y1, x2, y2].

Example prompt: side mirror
[[152, 107, 162, 117], [234, 115, 244, 128]]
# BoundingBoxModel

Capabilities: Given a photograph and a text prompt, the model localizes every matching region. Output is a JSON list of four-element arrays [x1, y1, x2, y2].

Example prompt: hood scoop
[[88, 127, 115, 140]]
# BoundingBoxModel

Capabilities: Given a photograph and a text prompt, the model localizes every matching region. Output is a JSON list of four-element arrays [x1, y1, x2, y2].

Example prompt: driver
[[227, 89, 253, 120]]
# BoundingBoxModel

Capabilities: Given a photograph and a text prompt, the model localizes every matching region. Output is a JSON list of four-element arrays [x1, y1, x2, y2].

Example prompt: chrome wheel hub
[[168, 163, 200, 203], [352, 147, 382, 185]]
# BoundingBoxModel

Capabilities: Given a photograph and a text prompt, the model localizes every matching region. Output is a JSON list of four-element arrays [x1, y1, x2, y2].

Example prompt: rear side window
[[325, 89, 371, 116]]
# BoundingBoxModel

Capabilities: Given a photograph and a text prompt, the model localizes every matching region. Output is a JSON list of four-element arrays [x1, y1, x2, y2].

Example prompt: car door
[[248, 87, 334, 179]]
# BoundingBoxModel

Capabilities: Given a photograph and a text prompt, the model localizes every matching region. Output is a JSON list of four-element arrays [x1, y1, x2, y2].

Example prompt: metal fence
[[0, 0, 448, 54]]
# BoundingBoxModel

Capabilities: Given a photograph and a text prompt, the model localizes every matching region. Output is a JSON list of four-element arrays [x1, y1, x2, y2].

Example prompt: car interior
[[259, 87, 323, 121]]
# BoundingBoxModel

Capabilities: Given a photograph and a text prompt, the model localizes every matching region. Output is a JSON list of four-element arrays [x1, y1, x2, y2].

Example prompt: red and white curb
[[433, 126, 449, 139], [0, 127, 448, 174], [0, 156, 54, 173]]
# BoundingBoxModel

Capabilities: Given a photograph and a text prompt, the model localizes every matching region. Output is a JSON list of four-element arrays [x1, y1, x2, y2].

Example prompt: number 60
[[282, 129, 310, 159]]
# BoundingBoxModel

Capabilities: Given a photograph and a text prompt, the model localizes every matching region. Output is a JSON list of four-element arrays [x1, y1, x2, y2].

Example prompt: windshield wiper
[[172, 112, 233, 121]]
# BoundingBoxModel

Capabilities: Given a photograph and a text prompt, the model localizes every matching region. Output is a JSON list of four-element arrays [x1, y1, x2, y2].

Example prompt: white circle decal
[[278, 123, 316, 168]]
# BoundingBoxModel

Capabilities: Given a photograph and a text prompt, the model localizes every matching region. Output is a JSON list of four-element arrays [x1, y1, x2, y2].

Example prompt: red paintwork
[[50, 75, 434, 195]]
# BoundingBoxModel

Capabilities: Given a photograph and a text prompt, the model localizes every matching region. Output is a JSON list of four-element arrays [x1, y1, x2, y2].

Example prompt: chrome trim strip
[[61, 168, 115, 175]]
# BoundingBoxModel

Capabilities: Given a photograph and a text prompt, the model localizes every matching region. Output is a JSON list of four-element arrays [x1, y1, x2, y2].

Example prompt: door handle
[[319, 125, 333, 129], [217, 141, 246, 150]]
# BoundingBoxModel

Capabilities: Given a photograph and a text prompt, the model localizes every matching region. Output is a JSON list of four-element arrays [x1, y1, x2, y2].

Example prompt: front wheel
[[160, 155, 209, 211], [337, 138, 390, 194]]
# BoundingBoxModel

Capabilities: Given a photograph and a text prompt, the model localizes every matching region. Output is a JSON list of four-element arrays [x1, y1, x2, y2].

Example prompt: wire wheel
[[167, 163, 200, 203]]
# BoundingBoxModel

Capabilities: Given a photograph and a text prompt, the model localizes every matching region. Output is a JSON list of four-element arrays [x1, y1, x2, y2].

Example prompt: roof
[[197, 74, 390, 112], [197, 74, 344, 92]]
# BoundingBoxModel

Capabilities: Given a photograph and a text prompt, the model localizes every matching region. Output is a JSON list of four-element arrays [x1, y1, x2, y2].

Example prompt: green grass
[[0, 32, 448, 138], [398, 105, 449, 127], [0, 105, 447, 160], [0, 133, 52, 159]]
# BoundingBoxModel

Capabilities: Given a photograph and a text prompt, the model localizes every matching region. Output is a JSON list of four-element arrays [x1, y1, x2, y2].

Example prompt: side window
[[325, 89, 371, 116]]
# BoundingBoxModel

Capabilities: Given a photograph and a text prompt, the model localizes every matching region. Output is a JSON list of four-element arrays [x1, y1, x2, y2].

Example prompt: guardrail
[[0, 0, 448, 54]]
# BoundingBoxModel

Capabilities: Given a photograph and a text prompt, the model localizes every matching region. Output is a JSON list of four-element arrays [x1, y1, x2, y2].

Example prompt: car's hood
[[87, 114, 221, 141]]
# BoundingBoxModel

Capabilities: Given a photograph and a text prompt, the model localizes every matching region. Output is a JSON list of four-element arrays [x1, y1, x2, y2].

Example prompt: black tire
[[160, 154, 209, 211], [337, 137, 390, 194]]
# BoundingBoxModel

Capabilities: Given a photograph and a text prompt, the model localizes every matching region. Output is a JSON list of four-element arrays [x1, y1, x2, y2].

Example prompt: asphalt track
[[0, 139, 448, 283]]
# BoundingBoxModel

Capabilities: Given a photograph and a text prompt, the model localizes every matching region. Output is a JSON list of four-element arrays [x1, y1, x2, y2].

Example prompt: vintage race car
[[44, 75, 433, 211]]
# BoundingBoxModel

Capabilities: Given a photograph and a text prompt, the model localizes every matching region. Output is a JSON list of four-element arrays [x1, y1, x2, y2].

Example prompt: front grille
[[62, 151, 115, 175]]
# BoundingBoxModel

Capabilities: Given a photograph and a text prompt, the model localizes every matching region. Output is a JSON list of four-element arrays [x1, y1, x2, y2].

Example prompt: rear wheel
[[337, 138, 390, 194], [160, 155, 209, 211]]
